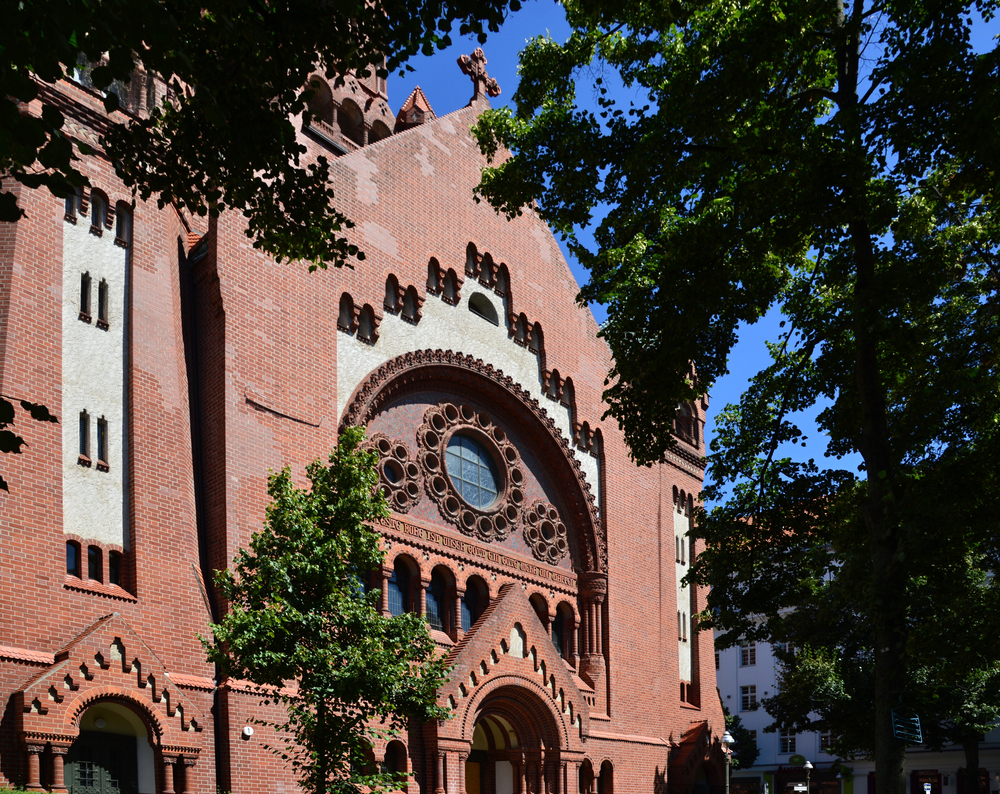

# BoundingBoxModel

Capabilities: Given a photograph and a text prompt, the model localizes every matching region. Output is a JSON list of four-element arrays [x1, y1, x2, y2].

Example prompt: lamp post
[[722, 731, 736, 794], [804, 760, 814, 794]]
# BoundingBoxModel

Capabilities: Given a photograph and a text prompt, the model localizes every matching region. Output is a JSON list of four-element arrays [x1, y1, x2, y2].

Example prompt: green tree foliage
[[471, 2, 1000, 793], [3, 0, 518, 268], [722, 705, 761, 771], [205, 428, 451, 794]]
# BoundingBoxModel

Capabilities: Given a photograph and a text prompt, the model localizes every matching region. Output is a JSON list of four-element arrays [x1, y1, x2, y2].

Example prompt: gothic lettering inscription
[[372, 515, 576, 589]]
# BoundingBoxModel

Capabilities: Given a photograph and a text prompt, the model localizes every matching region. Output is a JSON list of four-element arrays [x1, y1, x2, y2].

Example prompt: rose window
[[445, 434, 499, 509], [418, 403, 524, 542]]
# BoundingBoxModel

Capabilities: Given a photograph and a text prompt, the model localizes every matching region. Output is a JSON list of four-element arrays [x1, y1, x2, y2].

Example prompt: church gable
[[439, 582, 591, 749], [17, 613, 205, 750]]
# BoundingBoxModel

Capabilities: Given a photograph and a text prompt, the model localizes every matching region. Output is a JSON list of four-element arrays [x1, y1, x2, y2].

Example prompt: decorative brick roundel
[[364, 432, 422, 514], [523, 500, 568, 565], [418, 403, 524, 542]]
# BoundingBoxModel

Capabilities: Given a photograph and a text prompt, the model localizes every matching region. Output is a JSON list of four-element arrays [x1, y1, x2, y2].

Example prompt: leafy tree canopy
[[205, 428, 451, 794], [722, 704, 761, 771], [4, 0, 518, 268], [472, 1, 1000, 793]]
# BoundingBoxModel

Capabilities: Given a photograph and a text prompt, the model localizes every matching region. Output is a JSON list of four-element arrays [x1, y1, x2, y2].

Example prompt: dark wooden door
[[66, 731, 138, 794]]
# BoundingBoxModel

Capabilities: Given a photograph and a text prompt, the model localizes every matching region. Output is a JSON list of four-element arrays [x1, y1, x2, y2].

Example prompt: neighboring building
[[716, 639, 1000, 794], [0, 50, 726, 794]]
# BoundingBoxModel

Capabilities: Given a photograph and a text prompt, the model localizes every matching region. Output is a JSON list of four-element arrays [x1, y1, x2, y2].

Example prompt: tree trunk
[[836, 2, 909, 793], [963, 731, 981, 794]]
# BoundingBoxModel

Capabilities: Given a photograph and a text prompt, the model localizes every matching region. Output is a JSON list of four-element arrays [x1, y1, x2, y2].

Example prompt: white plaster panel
[[675, 509, 692, 682], [336, 283, 600, 502], [62, 220, 127, 548]]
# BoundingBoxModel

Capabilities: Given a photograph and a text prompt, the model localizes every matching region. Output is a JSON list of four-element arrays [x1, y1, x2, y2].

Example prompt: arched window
[[468, 292, 499, 325], [337, 100, 365, 146], [65, 186, 83, 222], [402, 285, 420, 323], [529, 593, 549, 630], [357, 306, 373, 342], [461, 575, 489, 632], [66, 541, 81, 577], [552, 602, 573, 659], [599, 760, 614, 794], [78, 410, 91, 461], [97, 279, 109, 329], [109, 551, 123, 586], [306, 77, 334, 126], [114, 202, 132, 247], [381, 740, 407, 775], [87, 545, 102, 581], [387, 558, 412, 616], [425, 567, 451, 632], [338, 293, 356, 333], [369, 120, 392, 144], [90, 191, 107, 234], [384, 275, 400, 313], [442, 270, 458, 304], [79, 272, 92, 321]]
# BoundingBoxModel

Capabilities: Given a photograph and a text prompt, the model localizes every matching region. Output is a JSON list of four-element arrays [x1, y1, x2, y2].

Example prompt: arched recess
[[460, 679, 567, 755], [340, 350, 606, 572]]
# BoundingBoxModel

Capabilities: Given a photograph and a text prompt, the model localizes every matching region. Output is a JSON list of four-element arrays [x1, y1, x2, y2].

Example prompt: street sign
[[794, 786, 808, 790], [925, 785, 932, 793]]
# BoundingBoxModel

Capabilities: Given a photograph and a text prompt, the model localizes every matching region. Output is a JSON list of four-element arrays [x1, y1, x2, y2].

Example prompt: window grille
[[780, 731, 796, 754], [741, 641, 756, 666], [741, 685, 756, 711]]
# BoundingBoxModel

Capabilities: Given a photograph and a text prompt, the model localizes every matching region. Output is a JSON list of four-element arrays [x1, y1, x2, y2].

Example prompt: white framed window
[[740, 640, 756, 666], [740, 685, 756, 711], [820, 731, 832, 751], [780, 730, 796, 754]]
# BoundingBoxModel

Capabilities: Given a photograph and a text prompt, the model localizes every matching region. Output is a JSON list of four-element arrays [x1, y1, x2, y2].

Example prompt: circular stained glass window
[[445, 434, 499, 509]]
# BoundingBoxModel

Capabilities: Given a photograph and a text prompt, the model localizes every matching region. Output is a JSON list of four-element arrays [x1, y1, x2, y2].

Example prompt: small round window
[[445, 434, 499, 509]]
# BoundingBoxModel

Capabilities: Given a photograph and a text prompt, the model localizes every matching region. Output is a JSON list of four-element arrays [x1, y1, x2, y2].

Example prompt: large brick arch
[[455, 676, 569, 751], [340, 348, 606, 572], [64, 691, 166, 741]]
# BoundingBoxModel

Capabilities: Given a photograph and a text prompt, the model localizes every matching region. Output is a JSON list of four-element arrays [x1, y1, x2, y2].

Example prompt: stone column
[[570, 614, 580, 668], [51, 746, 70, 793], [24, 743, 44, 791], [434, 751, 446, 794], [380, 566, 392, 616], [453, 588, 465, 641], [457, 752, 468, 794], [162, 755, 178, 794], [419, 578, 429, 619], [181, 757, 197, 794]]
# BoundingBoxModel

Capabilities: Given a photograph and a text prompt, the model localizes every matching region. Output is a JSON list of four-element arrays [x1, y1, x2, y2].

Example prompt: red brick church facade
[[0, 51, 725, 794]]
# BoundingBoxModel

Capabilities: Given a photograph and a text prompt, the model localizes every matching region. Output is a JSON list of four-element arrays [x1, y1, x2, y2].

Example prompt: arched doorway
[[66, 701, 155, 794], [465, 685, 561, 794]]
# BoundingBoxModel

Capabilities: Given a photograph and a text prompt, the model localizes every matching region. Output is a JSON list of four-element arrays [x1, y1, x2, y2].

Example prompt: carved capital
[[578, 572, 608, 598]]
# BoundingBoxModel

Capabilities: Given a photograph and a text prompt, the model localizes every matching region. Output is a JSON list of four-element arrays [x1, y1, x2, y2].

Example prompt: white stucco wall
[[676, 508, 692, 681], [62, 219, 128, 548], [336, 282, 601, 505]]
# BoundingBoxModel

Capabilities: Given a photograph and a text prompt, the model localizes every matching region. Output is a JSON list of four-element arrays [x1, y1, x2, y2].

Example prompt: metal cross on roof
[[457, 48, 501, 99]]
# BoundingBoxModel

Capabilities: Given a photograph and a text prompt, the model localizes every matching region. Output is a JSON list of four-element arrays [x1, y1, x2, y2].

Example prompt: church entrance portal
[[65, 701, 156, 794], [465, 686, 562, 794]]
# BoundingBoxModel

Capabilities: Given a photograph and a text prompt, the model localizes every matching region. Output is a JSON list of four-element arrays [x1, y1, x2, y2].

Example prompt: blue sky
[[390, 4, 998, 498]]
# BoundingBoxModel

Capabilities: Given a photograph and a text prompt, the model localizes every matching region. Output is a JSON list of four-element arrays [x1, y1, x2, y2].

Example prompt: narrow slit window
[[97, 279, 109, 329], [80, 273, 92, 321], [96, 417, 108, 468], [78, 411, 91, 462], [114, 203, 132, 246], [87, 546, 102, 581], [90, 194, 106, 235], [66, 542, 81, 577], [109, 552, 122, 586]]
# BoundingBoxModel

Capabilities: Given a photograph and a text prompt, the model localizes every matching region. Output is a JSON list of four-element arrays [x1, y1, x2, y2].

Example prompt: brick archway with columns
[[14, 614, 204, 793]]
